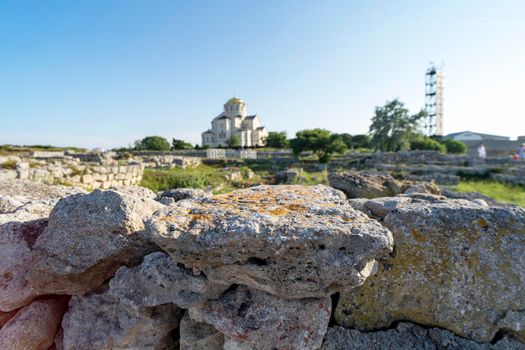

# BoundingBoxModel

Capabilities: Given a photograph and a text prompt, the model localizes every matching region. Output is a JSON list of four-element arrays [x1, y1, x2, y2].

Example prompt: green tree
[[369, 99, 425, 152], [227, 135, 241, 148], [338, 133, 353, 149], [351, 134, 371, 149], [440, 138, 468, 154], [134, 136, 171, 151], [172, 138, 194, 150], [265, 131, 289, 148], [290, 128, 347, 163]]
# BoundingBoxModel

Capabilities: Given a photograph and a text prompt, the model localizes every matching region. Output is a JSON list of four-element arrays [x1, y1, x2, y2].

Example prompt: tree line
[[125, 99, 467, 162]]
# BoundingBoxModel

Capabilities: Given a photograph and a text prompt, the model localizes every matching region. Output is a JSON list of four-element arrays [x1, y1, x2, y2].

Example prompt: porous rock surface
[[189, 285, 331, 350], [179, 312, 224, 350], [146, 185, 393, 298], [321, 323, 525, 350], [29, 189, 164, 295], [61, 286, 182, 350], [0, 297, 68, 350], [109, 252, 228, 309], [335, 196, 525, 342], [0, 219, 48, 311]]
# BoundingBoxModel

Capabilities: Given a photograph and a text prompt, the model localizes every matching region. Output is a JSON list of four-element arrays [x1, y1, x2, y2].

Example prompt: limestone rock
[[189, 285, 331, 350], [0, 179, 86, 202], [61, 286, 182, 350], [321, 324, 525, 350], [498, 311, 525, 342], [179, 312, 224, 350], [0, 219, 47, 312], [111, 185, 157, 199], [0, 297, 68, 350], [328, 171, 440, 199], [109, 252, 228, 309], [146, 185, 393, 298], [0, 309, 18, 327], [160, 188, 210, 202], [29, 190, 164, 295], [335, 198, 525, 342]]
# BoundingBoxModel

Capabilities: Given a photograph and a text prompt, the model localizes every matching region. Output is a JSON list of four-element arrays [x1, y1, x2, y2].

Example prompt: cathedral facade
[[201, 97, 268, 148]]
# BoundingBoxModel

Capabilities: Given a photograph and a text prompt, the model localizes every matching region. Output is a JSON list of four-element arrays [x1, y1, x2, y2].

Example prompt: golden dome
[[226, 96, 244, 105]]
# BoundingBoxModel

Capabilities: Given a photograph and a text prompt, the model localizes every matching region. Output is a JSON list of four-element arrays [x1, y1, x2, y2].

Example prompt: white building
[[201, 97, 268, 148]]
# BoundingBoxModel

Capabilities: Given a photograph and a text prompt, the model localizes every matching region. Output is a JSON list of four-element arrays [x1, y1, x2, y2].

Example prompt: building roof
[[217, 115, 229, 120], [202, 130, 213, 134], [245, 115, 257, 119], [445, 131, 510, 140], [225, 96, 244, 105]]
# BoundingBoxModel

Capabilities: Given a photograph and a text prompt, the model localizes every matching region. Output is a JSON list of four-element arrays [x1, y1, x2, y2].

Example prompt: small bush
[[440, 138, 467, 154], [410, 135, 446, 153]]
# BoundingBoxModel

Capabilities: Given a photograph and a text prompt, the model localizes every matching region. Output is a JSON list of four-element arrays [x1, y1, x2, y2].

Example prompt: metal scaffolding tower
[[425, 64, 444, 136]]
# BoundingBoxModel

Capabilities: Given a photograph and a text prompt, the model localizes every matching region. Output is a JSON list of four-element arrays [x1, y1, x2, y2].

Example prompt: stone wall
[[0, 157, 144, 189], [0, 183, 523, 349]]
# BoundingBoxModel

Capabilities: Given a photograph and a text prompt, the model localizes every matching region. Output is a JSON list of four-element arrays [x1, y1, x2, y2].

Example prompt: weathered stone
[[0, 179, 86, 202], [29, 190, 164, 295], [498, 311, 525, 342], [0, 309, 18, 327], [160, 188, 210, 202], [109, 252, 229, 309], [363, 196, 412, 219], [328, 172, 406, 198], [0, 195, 24, 214], [146, 185, 393, 298], [223, 338, 255, 350], [0, 219, 48, 312], [189, 285, 331, 350], [61, 286, 182, 350], [328, 171, 440, 199], [0, 297, 67, 350], [321, 323, 525, 350], [111, 185, 157, 199], [335, 198, 525, 342], [179, 312, 224, 350]]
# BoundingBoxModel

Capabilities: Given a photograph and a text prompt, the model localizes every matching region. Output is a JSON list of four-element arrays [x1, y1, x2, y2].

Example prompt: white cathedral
[[201, 97, 268, 148]]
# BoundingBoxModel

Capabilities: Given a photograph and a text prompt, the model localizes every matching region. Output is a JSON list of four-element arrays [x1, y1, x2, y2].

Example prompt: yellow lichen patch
[[284, 204, 307, 213], [267, 207, 290, 216], [191, 213, 213, 222], [411, 228, 427, 243], [478, 218, 489, 228]]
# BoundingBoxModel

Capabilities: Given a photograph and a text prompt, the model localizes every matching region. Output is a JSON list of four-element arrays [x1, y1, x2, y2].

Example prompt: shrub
[[410, 135, 446, 153], [441, 138, 467, 154]]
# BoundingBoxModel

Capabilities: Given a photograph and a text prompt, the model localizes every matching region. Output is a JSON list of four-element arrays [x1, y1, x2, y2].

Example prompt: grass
[[140, 164, 267, 194], [454, 181, 525, 207], [290, 170, 328, 186], [0, 159, 18, 169]]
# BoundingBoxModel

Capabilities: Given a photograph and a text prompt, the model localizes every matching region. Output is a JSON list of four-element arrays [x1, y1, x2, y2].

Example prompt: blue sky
[[0, 0, 524, 149]]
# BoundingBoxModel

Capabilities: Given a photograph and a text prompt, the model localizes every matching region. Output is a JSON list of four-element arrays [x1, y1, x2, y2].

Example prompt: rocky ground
[[0, 176, 524, 349]]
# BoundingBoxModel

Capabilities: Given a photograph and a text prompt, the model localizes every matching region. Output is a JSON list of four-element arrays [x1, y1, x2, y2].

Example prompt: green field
[[455, 181, 525, 207]]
